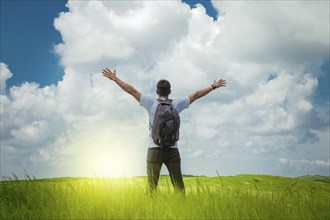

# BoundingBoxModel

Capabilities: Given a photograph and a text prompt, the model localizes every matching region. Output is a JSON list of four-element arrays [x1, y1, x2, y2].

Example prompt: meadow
[[1, 174, 329, 219]]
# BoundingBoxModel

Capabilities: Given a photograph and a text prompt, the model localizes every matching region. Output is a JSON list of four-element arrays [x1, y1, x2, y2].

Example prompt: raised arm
[[102, 68, 141, 102], [189, 79, 226, 104]]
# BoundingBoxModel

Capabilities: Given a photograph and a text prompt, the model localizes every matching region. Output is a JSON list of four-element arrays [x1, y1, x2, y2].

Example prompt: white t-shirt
[[140, 95, 190, 148]]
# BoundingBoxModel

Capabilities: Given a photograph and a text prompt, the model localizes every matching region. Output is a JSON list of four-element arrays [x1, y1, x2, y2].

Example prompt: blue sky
[[1, 0, 66, 88], [1, 0, 329, 179]]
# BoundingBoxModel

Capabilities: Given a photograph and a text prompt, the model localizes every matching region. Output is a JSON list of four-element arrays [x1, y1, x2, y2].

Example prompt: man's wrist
[[211, 84, 216, 90]]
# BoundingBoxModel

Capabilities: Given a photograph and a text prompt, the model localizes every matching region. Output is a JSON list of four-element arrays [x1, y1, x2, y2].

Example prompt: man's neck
[[158, 96, 168, 100]]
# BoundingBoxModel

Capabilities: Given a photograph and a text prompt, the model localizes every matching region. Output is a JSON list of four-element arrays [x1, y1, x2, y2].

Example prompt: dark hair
[[157, 79, 171, 97]]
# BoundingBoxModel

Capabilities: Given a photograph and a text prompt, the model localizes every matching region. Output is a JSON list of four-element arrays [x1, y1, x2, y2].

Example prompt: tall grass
[[1, 174, 329, 219]]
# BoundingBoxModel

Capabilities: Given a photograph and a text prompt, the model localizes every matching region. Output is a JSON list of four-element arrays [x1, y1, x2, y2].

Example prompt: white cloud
[[1, 0, 329, 178], [54, 1, 191, 73], [0, 63, 13, 94], [181, 148, 204, 158], [278, 158, 330, 168], [212, 1, 329, 64]]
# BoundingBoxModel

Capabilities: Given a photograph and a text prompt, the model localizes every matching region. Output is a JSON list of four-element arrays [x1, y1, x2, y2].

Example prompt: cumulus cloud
[[212, 1, 329, 64], [278, 158, 330, 168], [0, 63, 13, 94], [54, 1, 191, 73], [1, 0, 329, 177]]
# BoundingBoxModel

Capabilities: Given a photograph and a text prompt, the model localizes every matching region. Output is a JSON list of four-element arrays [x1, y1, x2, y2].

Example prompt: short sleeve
[[140, 94, 155, 112], [172, 97, 190, 113]]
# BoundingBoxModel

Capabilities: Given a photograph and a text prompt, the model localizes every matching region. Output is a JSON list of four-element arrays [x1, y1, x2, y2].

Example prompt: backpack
[[151, 99, 180, 148]]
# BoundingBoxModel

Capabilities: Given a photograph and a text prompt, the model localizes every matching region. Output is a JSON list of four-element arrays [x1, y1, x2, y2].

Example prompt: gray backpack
[[152, 99, 180, 148]]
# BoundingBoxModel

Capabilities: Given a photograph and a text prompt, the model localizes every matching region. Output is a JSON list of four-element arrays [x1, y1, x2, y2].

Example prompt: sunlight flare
[[81, 143, 132, 178], [88, 153, 125, 178]]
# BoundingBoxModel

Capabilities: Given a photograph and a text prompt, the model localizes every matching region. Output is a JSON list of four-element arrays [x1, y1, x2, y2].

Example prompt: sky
[[0, 0, 329, 179]]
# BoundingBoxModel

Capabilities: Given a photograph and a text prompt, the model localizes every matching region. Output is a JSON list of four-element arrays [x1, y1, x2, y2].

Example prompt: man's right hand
[[102, 68, 117, 81], [213, 79, 226, 89]]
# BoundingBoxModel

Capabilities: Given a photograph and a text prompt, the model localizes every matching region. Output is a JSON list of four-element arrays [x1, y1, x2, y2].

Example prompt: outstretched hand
[[213, 79, 226, 89], [102, 68, 117, 80]]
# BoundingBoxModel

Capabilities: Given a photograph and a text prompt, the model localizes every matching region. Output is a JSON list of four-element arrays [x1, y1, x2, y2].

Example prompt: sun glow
[[84, 148, 131, 178], [71, 128, 145, 178], [89, 156, 124, 178]]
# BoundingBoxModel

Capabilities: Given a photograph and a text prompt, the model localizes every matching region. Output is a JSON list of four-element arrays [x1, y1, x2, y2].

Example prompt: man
[[102, 68, 226, 194]]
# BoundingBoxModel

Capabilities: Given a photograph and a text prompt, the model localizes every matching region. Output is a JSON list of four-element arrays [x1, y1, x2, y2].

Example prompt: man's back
[[140, 95, 190, 148]]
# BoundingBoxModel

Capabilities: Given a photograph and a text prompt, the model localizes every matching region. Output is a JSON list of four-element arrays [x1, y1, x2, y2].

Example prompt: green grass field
[[1, 174, 329, 219]]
